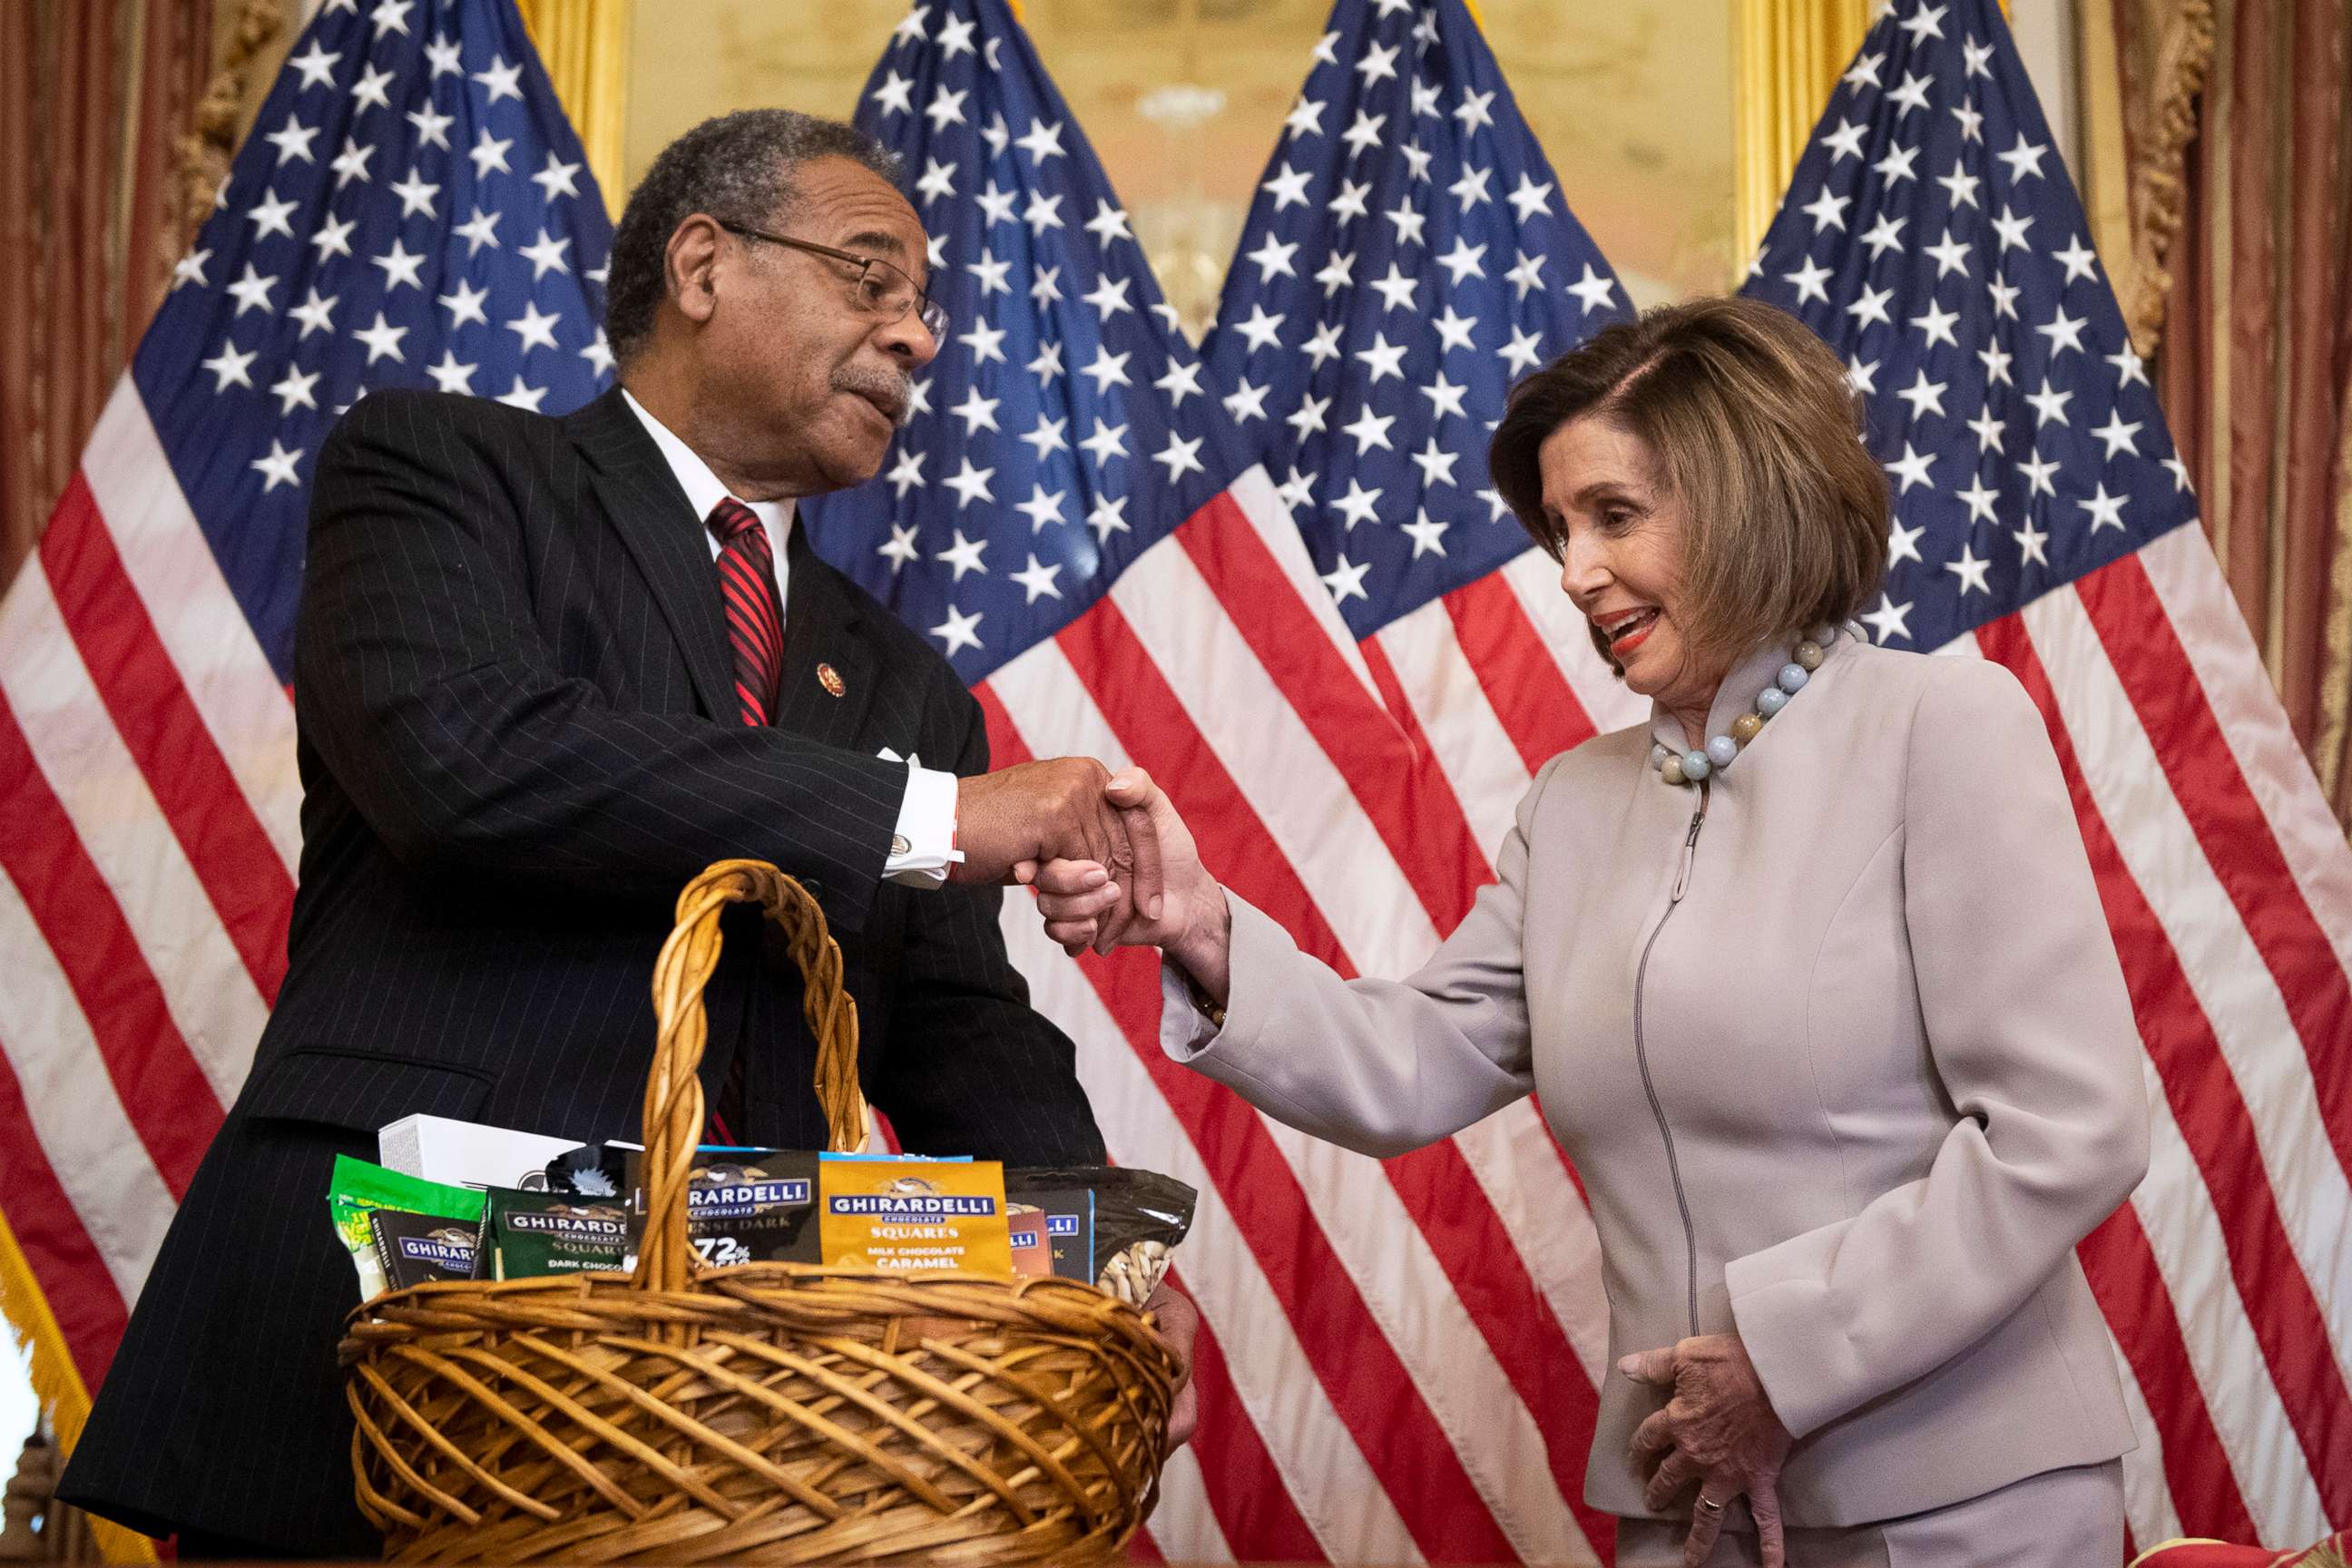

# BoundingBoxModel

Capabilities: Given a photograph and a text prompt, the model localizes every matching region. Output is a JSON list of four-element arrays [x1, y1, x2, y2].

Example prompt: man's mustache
[[833, 364, 915, 427]]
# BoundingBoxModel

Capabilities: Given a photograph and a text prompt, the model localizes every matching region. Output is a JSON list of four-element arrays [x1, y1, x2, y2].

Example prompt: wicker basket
[[340, 859, 1179, 1564]]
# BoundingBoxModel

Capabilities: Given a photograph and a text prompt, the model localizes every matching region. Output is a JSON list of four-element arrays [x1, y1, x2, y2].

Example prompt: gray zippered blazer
[[1163, 632, 2148, 1528]]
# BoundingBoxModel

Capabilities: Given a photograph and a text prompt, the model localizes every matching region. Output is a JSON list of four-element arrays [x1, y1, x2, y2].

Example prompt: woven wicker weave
[[340, 860, 1178, 1564]]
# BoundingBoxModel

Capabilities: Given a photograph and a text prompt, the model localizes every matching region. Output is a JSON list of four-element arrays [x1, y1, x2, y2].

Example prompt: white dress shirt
[[622, 389, 958, 888]]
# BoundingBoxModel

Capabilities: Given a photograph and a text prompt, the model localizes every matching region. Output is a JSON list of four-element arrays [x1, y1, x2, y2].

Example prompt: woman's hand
[[1622, 1333, 1794, 1567], [1029, 769, 1230, 995]]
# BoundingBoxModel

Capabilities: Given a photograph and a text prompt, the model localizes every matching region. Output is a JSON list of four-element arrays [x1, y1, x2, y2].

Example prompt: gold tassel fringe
[[0, 1208, 155, 1563]]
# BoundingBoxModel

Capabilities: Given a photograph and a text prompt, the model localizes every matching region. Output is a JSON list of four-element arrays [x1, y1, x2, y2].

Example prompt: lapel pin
[[817, 662, 847, 698]]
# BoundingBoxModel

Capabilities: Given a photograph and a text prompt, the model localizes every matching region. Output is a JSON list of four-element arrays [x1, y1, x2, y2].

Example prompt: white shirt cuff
[[1160, 957, 1223, 1060], [884, 763, 962, 889]]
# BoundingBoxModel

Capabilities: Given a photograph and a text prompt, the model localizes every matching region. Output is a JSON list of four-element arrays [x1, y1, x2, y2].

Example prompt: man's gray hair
[[603, 109, 901, 366]]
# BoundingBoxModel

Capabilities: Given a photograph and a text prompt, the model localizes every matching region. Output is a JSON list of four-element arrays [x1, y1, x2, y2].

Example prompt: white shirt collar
[[619, 387, 796, 565]]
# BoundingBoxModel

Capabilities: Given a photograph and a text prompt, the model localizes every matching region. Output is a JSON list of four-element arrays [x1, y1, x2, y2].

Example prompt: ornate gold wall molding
[[2081, 0, 2216, 357], [176, 0, 285, 249], [515, 0, 632, 215]]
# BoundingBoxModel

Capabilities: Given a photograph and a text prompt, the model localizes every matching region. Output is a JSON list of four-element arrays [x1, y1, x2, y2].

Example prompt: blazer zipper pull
[[1669, 783, 1709, 903]]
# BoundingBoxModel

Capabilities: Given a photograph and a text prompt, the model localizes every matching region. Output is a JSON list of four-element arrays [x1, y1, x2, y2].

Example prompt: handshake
[[951, 760, 1230, 1000]]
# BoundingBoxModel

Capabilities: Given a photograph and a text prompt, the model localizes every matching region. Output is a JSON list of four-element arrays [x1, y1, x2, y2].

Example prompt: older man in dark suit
[[60, 109, 1181, 1558]]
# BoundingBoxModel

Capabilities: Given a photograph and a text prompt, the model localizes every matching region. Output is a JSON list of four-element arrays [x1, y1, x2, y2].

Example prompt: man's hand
[[951, 759, 1162, 944], [1029, 769, 1230, 995], [1144, 1279, 1200, 1449]]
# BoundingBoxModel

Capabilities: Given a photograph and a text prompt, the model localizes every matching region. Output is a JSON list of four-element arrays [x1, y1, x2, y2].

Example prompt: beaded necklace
[[1650, 624, 1835, 786]]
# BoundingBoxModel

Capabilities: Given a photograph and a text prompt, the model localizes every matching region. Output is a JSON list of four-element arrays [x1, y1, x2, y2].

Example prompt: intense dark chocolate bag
[[624, 1149, 823, 1269]]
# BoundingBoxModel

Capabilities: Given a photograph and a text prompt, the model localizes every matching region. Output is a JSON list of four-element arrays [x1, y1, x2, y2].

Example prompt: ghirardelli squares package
[[487, 1190, 628, 1278], [818, 1158, 1013, 1277]]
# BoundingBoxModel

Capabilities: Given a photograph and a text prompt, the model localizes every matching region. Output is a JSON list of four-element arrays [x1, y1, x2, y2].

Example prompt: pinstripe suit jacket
[[60, 386, 1103, 1554]]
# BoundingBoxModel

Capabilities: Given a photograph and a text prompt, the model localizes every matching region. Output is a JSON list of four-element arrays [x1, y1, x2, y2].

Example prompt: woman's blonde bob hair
[[1488, 296, 1890, 672]]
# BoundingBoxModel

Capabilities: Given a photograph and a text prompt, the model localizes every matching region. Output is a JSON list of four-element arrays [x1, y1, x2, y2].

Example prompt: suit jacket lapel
[[564, 387, 737, 720], [772, 527, 879, 751]]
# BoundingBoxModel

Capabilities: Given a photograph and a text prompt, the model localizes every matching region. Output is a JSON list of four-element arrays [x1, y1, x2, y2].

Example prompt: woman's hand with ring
[[1622, 1333, 1794, 1567]]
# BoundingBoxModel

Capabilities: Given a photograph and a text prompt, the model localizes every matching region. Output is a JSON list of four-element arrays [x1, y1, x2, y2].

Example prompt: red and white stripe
[[980, 471, 1630, 1563], [1952, 522, 2352, 1548], [0, 380, 278, 1398], [1363, 546, 1647, 858]]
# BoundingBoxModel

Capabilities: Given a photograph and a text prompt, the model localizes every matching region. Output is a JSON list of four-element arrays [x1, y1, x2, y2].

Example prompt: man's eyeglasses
[[717, 220, 950, 342]]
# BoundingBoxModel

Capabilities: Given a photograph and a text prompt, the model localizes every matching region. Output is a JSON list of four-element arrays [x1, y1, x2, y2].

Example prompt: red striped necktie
[[709, 497, 782, 727]]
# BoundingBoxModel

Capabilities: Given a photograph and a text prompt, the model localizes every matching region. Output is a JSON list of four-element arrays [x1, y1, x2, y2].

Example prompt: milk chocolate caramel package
[[369, 1210, 481, 1289], [487, 1189, 627, 1279], [818, 1157, 1013, 1277], [622, 1149, 821, 1269]]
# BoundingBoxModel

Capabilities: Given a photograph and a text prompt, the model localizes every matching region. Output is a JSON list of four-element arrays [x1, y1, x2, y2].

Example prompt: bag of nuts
[[1007, 1166, 1196, 1306]]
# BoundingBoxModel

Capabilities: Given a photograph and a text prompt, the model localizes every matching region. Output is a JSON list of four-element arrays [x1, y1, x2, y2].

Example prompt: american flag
[[1202, 0, 1625, 635], [1193, 1, 1661, 1552], [0, 0, 610, 1497], [1204, 0, 1652, 932], [1740, 0, 2352, 1550], [802, 1, 1624, 1560]]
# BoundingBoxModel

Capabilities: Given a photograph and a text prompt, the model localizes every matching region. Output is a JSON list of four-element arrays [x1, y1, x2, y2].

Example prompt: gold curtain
[[1731, 0, 1870, 268], [1731, 0, 2012, 271], [514, 0, 632, 216], [0, 0, 234, 588], [2116, 0, 2352, 828]]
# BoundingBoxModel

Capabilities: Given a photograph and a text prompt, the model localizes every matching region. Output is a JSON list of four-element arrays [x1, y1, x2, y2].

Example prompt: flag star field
[[137, 0, 612, 680]]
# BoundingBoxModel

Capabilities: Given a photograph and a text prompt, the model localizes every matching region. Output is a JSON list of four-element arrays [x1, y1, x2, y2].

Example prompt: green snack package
[[370, 1210, 481, 1289], [327, 1154, 484, 1300], [487, 1189, 628, 1279]]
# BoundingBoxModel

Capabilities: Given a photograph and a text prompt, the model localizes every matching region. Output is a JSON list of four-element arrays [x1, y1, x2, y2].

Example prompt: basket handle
[[632, 859, 867, 1294]]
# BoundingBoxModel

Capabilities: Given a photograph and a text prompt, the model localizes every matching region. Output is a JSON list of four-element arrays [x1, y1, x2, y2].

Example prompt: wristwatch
[[1181, 968, 1226, 1030]]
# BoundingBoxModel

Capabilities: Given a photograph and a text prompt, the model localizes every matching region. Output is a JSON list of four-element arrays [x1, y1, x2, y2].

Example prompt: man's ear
[[664, 214, 726, 327]]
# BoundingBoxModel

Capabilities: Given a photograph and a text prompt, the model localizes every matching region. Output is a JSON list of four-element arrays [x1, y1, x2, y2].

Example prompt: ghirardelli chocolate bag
[[369, 1210, 481, 1289], [1008, 1166, 1197, 1304], [625, 1149, 822, 1269], [818, 1158, 1013, 1277], [487, 1190, 628, 1279]]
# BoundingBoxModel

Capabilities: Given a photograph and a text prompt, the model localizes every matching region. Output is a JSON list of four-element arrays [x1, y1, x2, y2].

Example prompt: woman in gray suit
[[1035, 298, 2151, 1567]]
